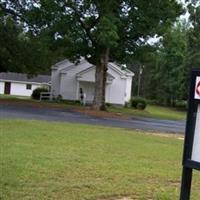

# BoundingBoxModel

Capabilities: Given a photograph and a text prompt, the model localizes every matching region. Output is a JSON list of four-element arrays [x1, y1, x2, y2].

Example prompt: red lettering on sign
[[196, 81, 200, 96]]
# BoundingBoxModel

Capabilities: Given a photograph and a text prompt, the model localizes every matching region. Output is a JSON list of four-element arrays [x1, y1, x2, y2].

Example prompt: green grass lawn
[[1, 120, 199, 200], [109, 105, 186, 121], [0, 94, 30, 99]]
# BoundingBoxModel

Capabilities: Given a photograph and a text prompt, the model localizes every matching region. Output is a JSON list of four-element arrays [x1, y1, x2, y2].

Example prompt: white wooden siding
[[107, 67, 126, 105], [51, 69, 61, 96], [60, 73, 78, 100], [125, 77, 132, 102], [10, 82, 41, 96], [0, 81, 48, 96], [0, 82, 4, 94]]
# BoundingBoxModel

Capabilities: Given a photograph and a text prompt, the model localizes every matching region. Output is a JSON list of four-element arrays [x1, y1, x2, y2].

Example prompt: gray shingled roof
[[0, 72, 51, 84]]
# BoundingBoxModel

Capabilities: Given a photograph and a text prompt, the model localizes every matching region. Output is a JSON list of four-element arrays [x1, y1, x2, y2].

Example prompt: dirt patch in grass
[[98, 194, 138, 200], [73, 107, 129, 120], [100, 197, 133, 200], [145, 132, 184, 139], [167, 180, 180, 187]]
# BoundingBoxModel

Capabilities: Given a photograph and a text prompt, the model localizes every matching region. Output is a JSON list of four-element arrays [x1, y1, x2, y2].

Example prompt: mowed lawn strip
[[109, 105, 186, 121], [0, 120, 199, 200]]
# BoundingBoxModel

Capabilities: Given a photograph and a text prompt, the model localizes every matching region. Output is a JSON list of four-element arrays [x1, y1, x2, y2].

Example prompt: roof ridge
[[60, 59, 89, 72], [0, 72, 51, 83]]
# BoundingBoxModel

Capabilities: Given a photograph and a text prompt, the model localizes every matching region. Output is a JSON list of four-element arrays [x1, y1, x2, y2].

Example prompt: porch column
[[76, 80, 80, 100]]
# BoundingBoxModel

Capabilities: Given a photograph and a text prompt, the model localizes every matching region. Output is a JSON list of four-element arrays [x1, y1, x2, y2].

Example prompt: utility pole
[[137, 65, 144, 96]]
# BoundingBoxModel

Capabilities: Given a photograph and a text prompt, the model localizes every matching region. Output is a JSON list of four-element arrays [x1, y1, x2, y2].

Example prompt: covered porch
[[76, 67, 114, 104]]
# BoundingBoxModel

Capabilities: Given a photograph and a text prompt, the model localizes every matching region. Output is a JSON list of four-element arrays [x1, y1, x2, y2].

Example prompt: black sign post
[[180, 68, 200, 200]]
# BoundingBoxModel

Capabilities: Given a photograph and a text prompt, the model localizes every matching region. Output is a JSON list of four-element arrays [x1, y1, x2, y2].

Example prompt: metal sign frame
[[180, 68, 200, 200], [182, 69, 200, 170]]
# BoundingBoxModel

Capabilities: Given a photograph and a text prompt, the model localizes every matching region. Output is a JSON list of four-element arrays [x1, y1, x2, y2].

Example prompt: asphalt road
[[0, 104, 185, 133]]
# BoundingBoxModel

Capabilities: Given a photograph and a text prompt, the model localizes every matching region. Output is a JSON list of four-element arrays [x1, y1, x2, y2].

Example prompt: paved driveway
[[0, 104, 185, 133]]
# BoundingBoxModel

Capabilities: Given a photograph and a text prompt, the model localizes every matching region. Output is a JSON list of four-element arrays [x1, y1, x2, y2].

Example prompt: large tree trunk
[[93, 48, 109, 110]]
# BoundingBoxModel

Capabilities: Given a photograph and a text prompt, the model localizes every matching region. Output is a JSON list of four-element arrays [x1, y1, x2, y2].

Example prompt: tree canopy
[[0, 10, 60, 75], [131, 2, 200, 107], [0, 0, 184, 109]]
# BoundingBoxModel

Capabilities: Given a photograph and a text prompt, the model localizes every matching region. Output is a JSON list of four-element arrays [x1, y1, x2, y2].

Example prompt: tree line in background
[[0, 1, 199, 109], [131, 3, 200, 107]]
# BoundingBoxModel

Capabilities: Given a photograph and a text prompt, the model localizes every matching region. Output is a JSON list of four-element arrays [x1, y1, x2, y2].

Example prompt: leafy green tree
[[174, 3, 200, 102], [146, 23, 188, 106], [0, 0, 183, 110], [123, 44, 158, 97], [139, 3, 200, 106], [187, 4, 200, 68], [0, 13, 59, 75]]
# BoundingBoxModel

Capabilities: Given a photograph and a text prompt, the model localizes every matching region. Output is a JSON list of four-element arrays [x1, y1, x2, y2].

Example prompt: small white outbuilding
[[0, 72, 51, 97], [51, 59, 134, 105]]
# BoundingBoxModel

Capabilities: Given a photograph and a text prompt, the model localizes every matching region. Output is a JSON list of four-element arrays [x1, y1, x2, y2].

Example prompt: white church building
[[51, 59, 134, 105]]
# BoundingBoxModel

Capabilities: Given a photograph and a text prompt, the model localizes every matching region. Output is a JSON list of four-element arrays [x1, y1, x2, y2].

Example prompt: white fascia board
[[76, 74, 82, 79], [60, 71, 68, 74], [76, 66, 95, 76], [52, 59, 69, 68], [126, 73, 135, 77], [106, 80, 113, 84], [0, 79, 48, 85], [123, 68, 135, 76], [76, 76, 82, 81], [108, 63, 124, 76], [51, 65, 58, 70], [120, 76, 128, 79], [109, 62, 135, 77]]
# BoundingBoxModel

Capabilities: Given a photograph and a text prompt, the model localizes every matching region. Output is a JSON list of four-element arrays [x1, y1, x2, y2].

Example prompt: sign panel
[[180, 69, 200, 200], [194, 76, 200, 99], [182, 69, 200, 169], [191, 104, 200, 163]]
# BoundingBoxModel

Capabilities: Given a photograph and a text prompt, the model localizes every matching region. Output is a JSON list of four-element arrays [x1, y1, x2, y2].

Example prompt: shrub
[[137, 102, 146, 110], [31, 87, 48, 100], [56, 94, 63, 101], [146, 99, 158, 105], [175, 100, 187, 110], [131, 99, 138, 108], [131, 97, 147, 110], [106, 102, 112, 107]]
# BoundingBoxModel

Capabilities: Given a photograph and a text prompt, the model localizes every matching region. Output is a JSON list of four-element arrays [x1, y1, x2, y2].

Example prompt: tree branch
[[0, 3, 38, 33], [63, 1, 97, 46], [1, 4, 24, 21]]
